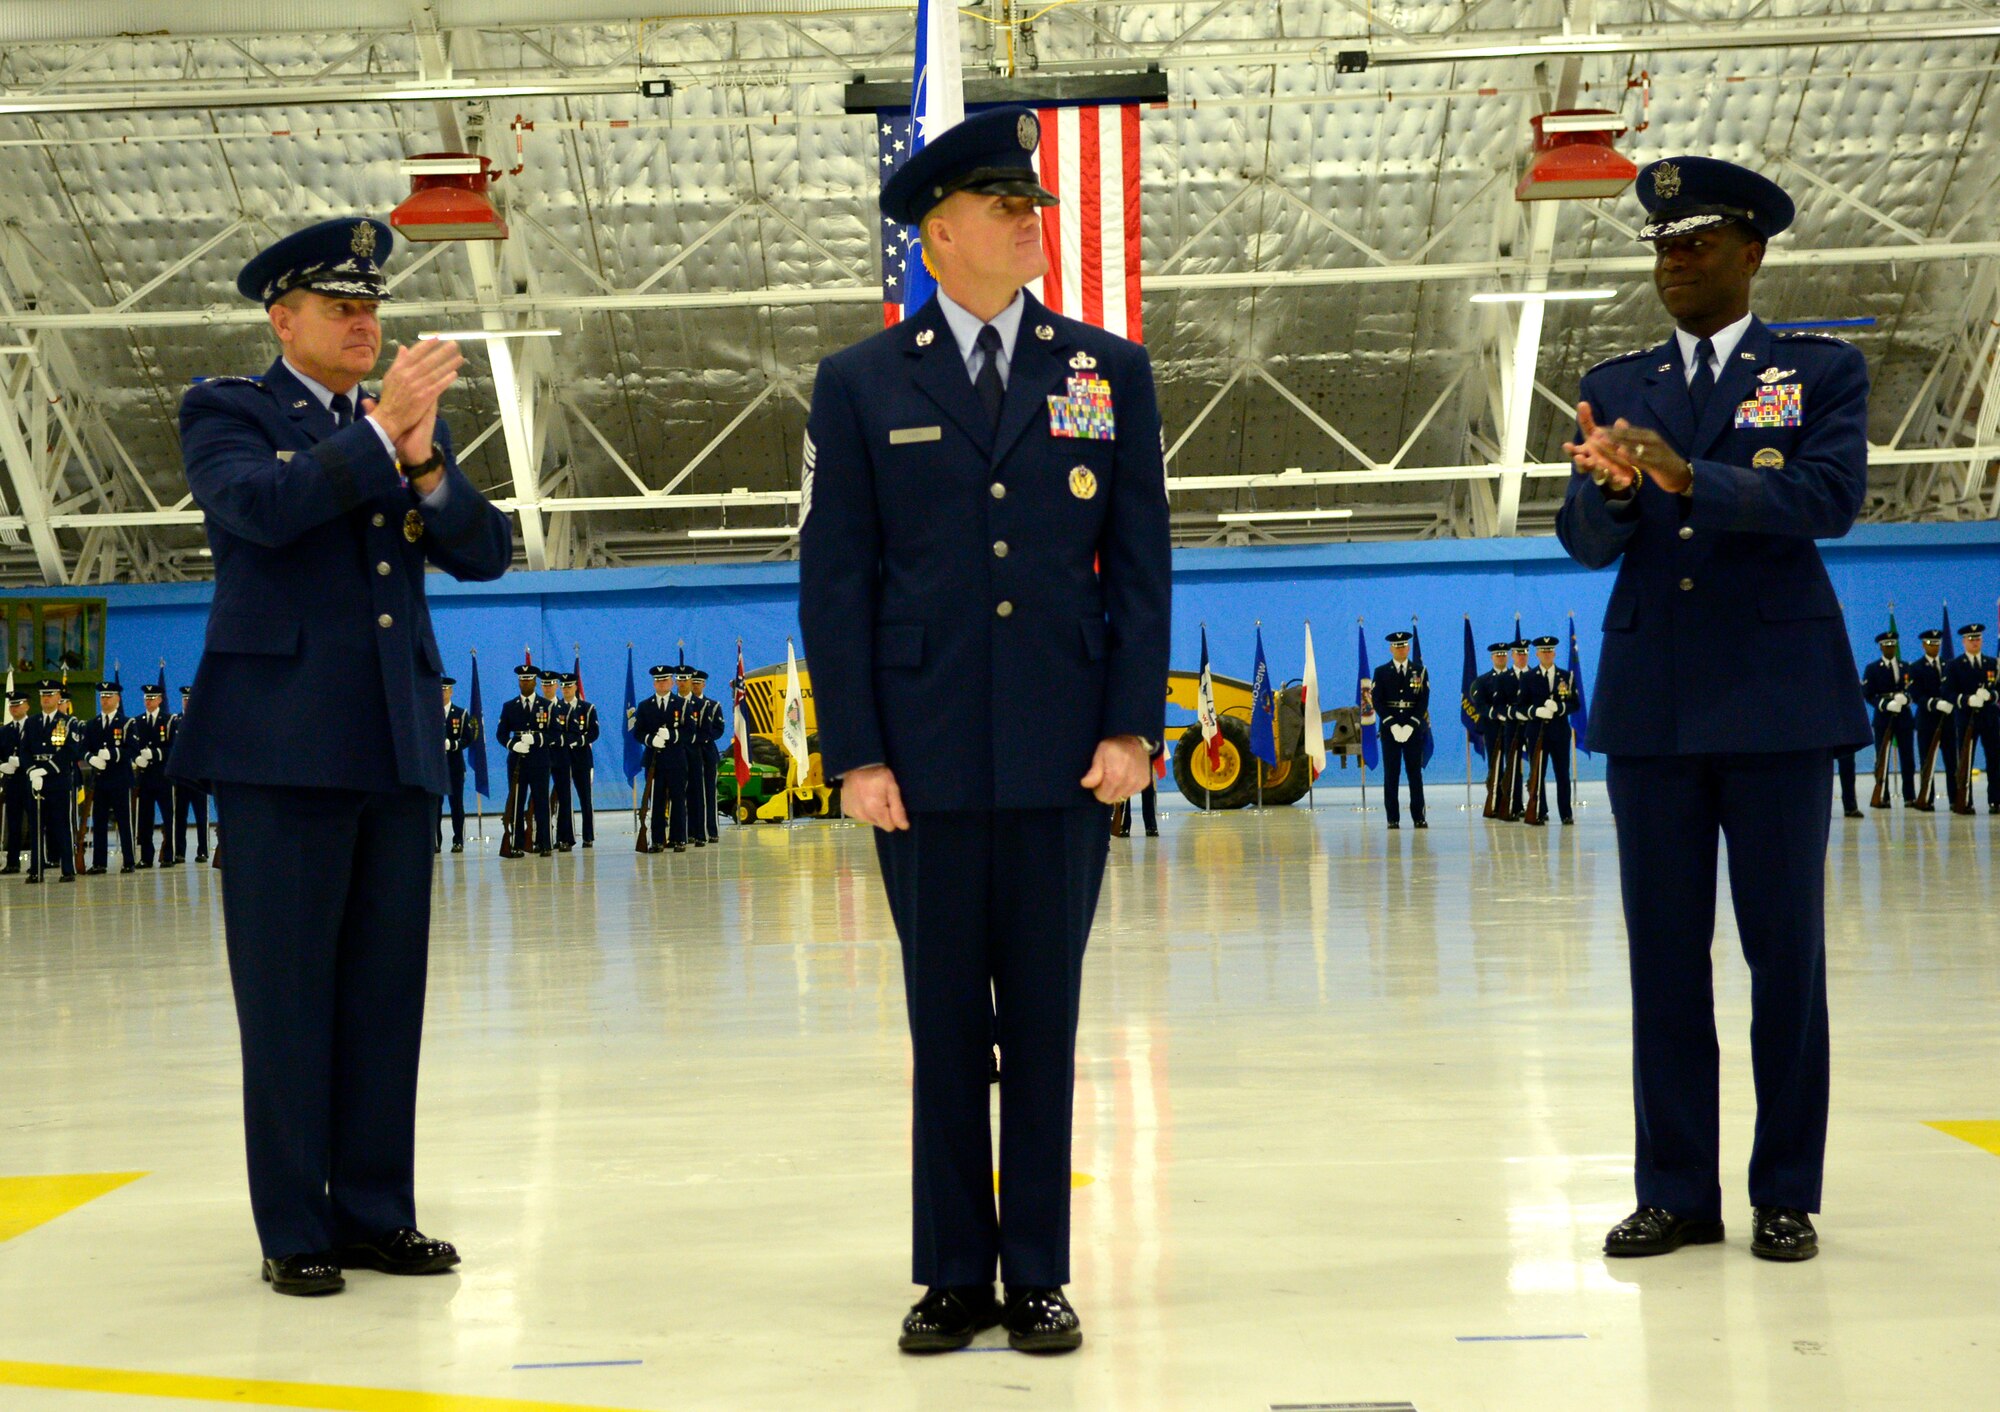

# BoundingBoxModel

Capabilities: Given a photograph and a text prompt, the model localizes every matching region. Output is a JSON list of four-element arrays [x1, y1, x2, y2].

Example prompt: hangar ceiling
[[0, 0, 1994, 584]]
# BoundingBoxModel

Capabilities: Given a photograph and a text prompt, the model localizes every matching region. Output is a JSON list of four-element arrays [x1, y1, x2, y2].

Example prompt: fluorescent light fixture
[[400, 157, 489, 177], [1216, 509, 1356, 523], [1469, 288, 1617, 304], [687, 526, 799, 540], [1538, 113, 1630, 134], [417, 328, 562, 341]]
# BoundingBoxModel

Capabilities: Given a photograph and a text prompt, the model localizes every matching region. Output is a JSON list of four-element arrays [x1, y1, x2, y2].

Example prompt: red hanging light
[[391, 153, 509, 241], [1515, 111, 1638, 202]]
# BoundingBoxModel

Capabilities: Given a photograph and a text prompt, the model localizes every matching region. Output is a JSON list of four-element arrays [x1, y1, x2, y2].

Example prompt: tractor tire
[[748, 735, 785, 769], [1173, 716, 1259, 810]]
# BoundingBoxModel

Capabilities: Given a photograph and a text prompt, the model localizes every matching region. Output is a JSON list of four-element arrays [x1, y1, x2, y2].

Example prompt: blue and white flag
[[1356, 622, 1378, 770], [1410, 616, 1435, 767], [877, 0, 965, 324], [1567, 614, 1592, 755], [1248, 625, 1279, 768], [467, 651, 490, 798], [621, 645, 643, 783]]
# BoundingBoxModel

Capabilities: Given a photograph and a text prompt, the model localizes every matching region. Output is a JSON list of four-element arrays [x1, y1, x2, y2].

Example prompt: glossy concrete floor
[[0, 784, 1995, 1412]]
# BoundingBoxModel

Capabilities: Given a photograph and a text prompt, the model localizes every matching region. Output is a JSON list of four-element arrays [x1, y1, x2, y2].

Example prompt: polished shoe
[[262, 1253, 345, 1296], [120, 862, 135, 873], [692, 839, 706, 848], [1751, 1207, 1818, 1262], [162, 857, 181, 867], [899, 1283, 1001, 1353], [1911, 801, 1935, 813], [1414, 819, 1428, 829], [1560, 815, 1574, 825], [536, 847, 553, 858], [24, 873, 41, 884], [1386, 821, 1399, 831], [557, 842, 574, 853], [58, 872, 75, 882], [1603, 1207, 1724, 1257], [672, 843, 686, 853], [334, 1228, 460, 1276], [1113, 827, 1130, 838], [582, 841, 594, 849], [1002, 1286, 1082, 1354], [451, 842, 463, 853], [84, 865, 106, 875], [1843, 808, 1865, 819], [1870, 800, 1891, 810], [1144, 829, 1158, 837], [136, 859, 154, 869]]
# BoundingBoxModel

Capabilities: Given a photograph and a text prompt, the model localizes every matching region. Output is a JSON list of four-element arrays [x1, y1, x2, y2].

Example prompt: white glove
[[136, 747, 155, 767], [1973, 688, 1993, 709], [1536, 701, 1558, 719], [0, 757, 15, 776], [1389, 723, 1414, 744], [28, 765, 47, 791], [651, 728, 671, 748], [90, 750, 110, 771], [510, 738, 531, 755], [1934, 698, 1954, 715]]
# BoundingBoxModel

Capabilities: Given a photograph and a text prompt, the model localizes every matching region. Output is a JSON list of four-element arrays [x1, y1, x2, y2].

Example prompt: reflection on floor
[[0, 786, 1994, 1411]]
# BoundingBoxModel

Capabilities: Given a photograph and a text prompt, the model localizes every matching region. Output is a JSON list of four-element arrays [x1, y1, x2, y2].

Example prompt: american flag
[[878, 102, 1146, 342]]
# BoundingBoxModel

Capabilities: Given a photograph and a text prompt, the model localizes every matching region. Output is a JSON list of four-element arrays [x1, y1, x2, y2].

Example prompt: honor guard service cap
[[689, 669, 709, 681], [649, 664, 674, 679], [440, 676, 456, 686], [1511, 639, 1531, 650], [97, 681, 120, 693], [514, 663, 538, 677], [879, 106, 1060, 227], [1532, 635, 1560, 648], [6, 691, 25, 703], [1635, 157, 1794, 244], [37, 679, 61, 694], [1875, 631, 1898, 645], [142, 682, 164, 694], [560, 672, 578, 685], [1918, 630, 1944, 642], [1487, 642, 1511, 653], [179, 685, 191, 694], [1961, 623, 1987, 636], [237, 218, 396, 307], [1384, 631, 1413, 645]]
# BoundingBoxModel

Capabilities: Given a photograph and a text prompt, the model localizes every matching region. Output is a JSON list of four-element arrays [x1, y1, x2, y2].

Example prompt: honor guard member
[[673, 667, 705, 847], [170, 216, 512, 1295], [495, 663, 539, 855], [1502, 639, 1534, 819], [1860, 631, 1917, 808], [630, 664, 685, 851], [172, 685, 211, 863], [560, 673, 598, 847], [1472, 642, 1513, 817], [1559, 158, 1869, 1263], [1519, 635, 1577, 826], [1907, 628, 1955, 810], [20, 681, 81, 883], [799, 107, 1170, 1355], [439, 677, 469, 852], [79, 681, 136, 874], [128, 682, 176, 866], [546, 670, 577, 852], [0, 689, 29, 873], [1372, 632, 1429, 830], [1947, 623, 1999, 814], [1833, 746, 1864, 819], [683, 668, 723, 845]]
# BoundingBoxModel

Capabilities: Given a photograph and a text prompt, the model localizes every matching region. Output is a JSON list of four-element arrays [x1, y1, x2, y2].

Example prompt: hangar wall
[[19, 521, 1999, 811]]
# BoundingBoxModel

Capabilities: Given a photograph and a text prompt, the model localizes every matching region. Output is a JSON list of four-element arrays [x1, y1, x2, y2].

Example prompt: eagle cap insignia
[[1069, 351, 1097, 370], [914, 328, 935, 347], [1652, 162, 1682, 199], [1018, 113, 1038, 150], [1760, 367, 1796, 384], [351, 221, 377, 257]]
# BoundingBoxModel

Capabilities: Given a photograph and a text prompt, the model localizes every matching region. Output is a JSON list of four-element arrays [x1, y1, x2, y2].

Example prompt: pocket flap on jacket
[[1602, 594, 1637, 632], [205, 610, 301, 657], [1078, 617, 1107, 661], [876, 623, 925, 668]]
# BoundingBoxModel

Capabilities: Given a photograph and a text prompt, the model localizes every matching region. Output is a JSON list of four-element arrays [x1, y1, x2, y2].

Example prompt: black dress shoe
[[1414, 819, 1428, 829], [899, 1283, 1001, 1353], [1603, 1207, 1724, 1257], [24, 873, 40, 885], [451, 842, 463, 853], [263, 1253, 345, 1296], [120, 862, 135, 873], [84, 865, 105, 875], [59, 871, 75, 883], [196, 851, 209, 862], [1751, 1207, 1818, 1262], [692, 839, 706, 848], [1145, 829, 1158, 837], [557, 842, 574, 852], [334, 1228, 460, 1276], [1911, 801, 1934, 813], [672, 843, 685, 853], [137, 859, 154, 869], [536, 847, 553, 857], [1844, 808, 1865, 819], [1002, 1286, 1082, 1354], [1386, 821, 1399, 831], [582, 841, 593, 849], [1990, 802, 1999, 815]]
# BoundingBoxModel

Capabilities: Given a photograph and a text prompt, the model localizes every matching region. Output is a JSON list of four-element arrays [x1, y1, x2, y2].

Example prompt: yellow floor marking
[[992, 1171, 1095, 1192], [0, 1173, 146, 1243], [0, 1361, 653, 1412], [1927, 1120, 2000, 1156]]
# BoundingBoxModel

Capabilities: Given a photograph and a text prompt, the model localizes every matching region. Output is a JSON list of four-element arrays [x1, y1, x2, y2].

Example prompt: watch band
[[402, 444, 445, 477]]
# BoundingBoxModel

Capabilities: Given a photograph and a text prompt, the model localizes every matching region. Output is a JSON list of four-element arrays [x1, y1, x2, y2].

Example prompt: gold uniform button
[[376, 561, 392, 576], [990, 483, 1006, 499], [1678, 526, 1694, 540], [996, 601, 1014, 618], [993, 541, 1009, 558], [1679, 578, 1694, 592], [372, 513, 386, 528], [377, 613, 394, 629]]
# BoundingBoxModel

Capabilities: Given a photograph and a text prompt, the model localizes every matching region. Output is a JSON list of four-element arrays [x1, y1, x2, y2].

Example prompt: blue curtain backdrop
[[16, 521, 1996, 808]]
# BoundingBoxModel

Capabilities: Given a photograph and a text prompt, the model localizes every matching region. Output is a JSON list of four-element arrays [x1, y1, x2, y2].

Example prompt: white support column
[[1494, 201, 1560, 536], [463, 239, 546, 570], [0, 357, 65, 582]]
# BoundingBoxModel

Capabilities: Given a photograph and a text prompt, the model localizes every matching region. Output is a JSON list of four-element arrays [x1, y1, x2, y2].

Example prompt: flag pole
[[1354, 615, 1370, 814]]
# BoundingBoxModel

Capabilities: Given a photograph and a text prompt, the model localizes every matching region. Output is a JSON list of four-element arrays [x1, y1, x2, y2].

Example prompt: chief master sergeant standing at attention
[[799, 108, 1170, 1356], [170, 217, 513, 1296], [1558, 158, 1869, 1265]]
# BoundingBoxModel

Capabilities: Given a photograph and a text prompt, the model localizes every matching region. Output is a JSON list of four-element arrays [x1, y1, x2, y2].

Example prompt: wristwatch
[[401, 444, 445, 478]]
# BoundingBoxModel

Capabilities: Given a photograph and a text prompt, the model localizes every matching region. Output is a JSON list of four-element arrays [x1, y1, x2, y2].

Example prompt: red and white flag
[[731, 640, 752, 789], [1029, 104, 1144, 343]]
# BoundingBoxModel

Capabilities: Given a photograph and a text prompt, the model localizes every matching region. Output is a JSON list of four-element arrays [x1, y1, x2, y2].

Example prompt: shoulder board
[[1775, 331, 1851, 345], [191, 374, 265, 387], [1586, 348, 1656, 373]]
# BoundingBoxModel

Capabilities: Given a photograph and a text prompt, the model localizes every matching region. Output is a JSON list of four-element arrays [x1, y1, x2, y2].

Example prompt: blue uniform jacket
[[19, 710, 82, 795], [126, 708, 174, 788], [79, 713, 135, 789], [630, 694, 683, 762], [172, 359, 512, 793], [1859, 658, 1916, 732], [497, 694, 556, 764], [1371, 662, 1430, 734], [1518, 666, 1576, 729], [1946, 654, 1999, 717], [1907, 654, 1952, 717], [798, 291, 1171, 811], [1556, 320, 1871, 756]]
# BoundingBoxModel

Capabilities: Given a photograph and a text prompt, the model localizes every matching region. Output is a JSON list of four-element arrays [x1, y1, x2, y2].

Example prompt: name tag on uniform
[[888, 425, 942, 445], [1735, 384, 1803, 429], [1048, 375, 1116, 440]]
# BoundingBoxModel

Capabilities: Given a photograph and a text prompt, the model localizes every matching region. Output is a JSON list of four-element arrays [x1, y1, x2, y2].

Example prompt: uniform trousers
[[136, 773, 175, 864], [1962, 709, 2000, 807], [212, 783, 433, 1258], [681, 746, 716, 842], [1605, 750, 1832, 1220], [439, 753, 466, 848], [1379, 734, 1425, 825], [874, 804, 1109, 1289], [28, 779, 74, 877], [1530, 726, 1574, 823], [1835, 749, 1859, 814], [568, 752, 595, 845], [91, 782, 133, 868], [1917, 711, 1957, 802], [176, 783, 210, 857], [647, 752, 686, 847], [1871, 713, 1917, 801], [2, 781, 28, 861], [551, 750, 574, 846], [507, 755, 551, 849]]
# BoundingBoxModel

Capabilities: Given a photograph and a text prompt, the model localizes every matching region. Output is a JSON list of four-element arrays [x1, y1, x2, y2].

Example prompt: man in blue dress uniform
[[128, 682, 177, 867], [0, 690, 30, 873], [630, 664, 685, 851], [172, 685, 211, 863], [547, 671, 577, 851], [682, 668, 723, 845], [1500, 639, 1534, 819], [560, 672, 598, 848], [1946, 623, 1999, 814], [170, 216, 512, 1294], [78, 681, 136, 874], [19, 681, 81, 883], [1558, 158, 1870, 1263], [1907, 628, 1955, 810], [497, 664, 554, 856], [1518, 634, 1577, 826], [1372, 631, 1428, 830], [439, 677, 469, 852], [799, 107, 1170, 1354], [1471, 642, 1511, 817], [1859, 631, 1917, 809]]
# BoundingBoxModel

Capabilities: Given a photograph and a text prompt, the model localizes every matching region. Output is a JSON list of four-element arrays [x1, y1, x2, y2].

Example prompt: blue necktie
[[974, 325, 1005, 427], [1688, 338, 1717, 424], [330, 391, 352, 428]]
